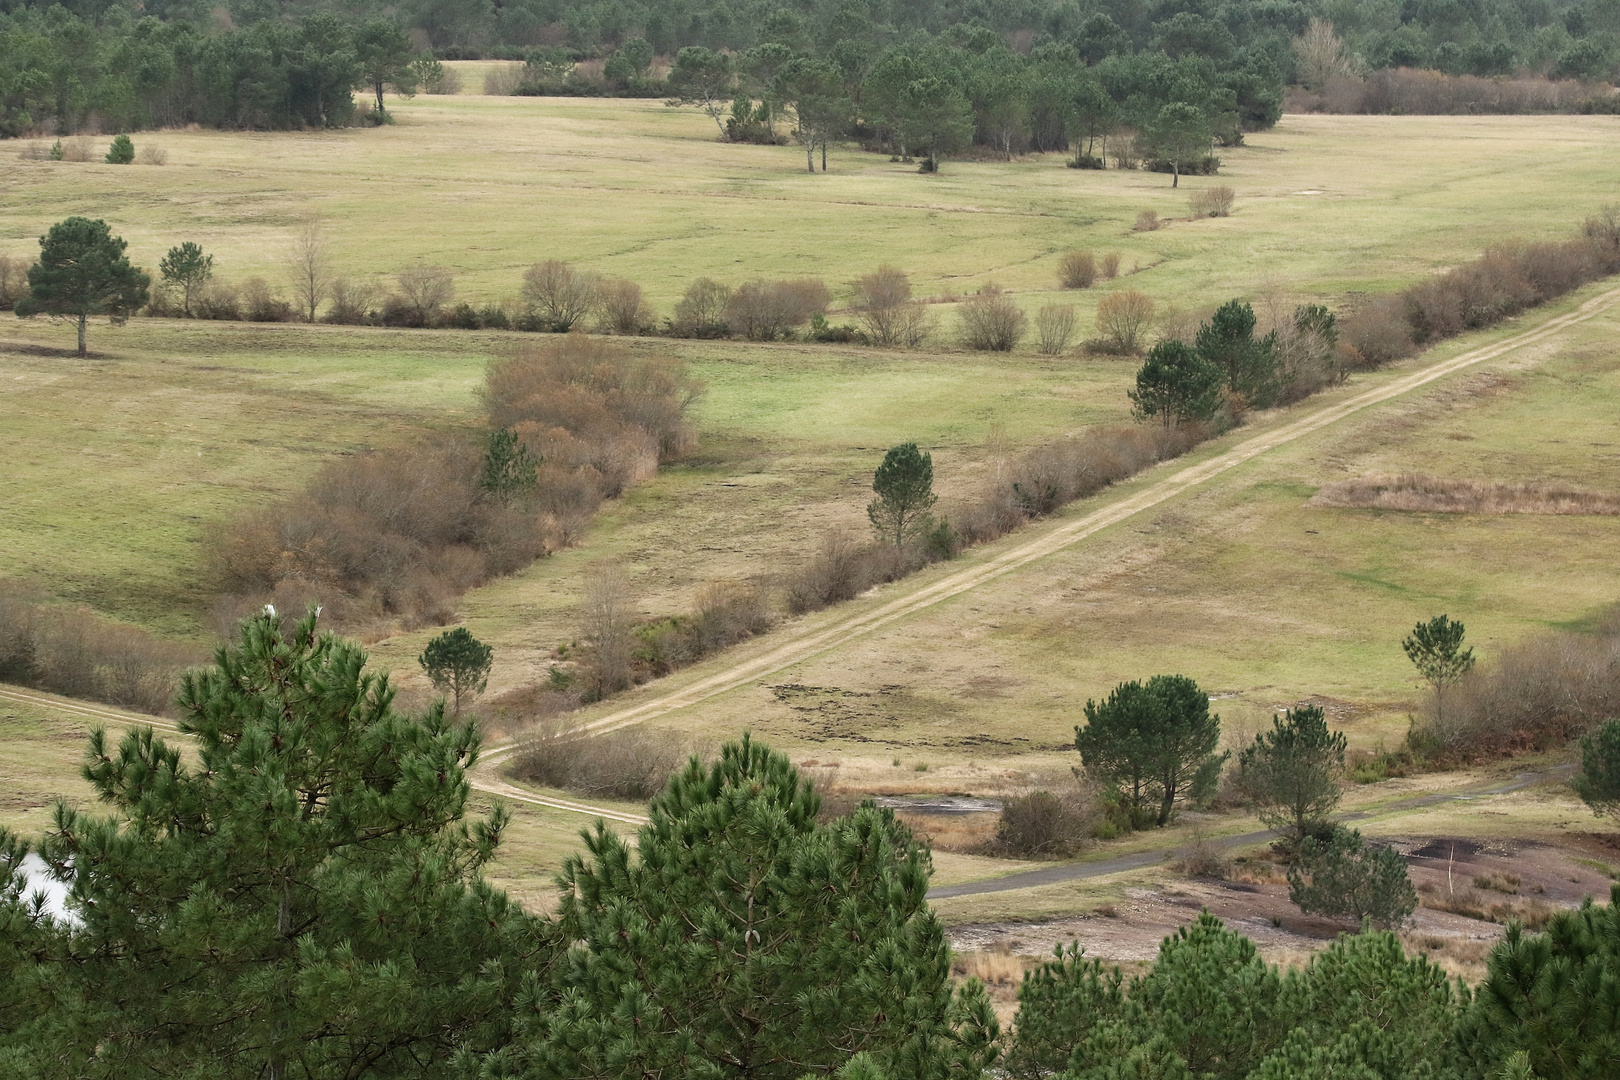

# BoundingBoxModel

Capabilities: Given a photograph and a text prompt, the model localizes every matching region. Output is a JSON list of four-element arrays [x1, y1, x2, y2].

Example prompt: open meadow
[[5, 95, 1620, 952]]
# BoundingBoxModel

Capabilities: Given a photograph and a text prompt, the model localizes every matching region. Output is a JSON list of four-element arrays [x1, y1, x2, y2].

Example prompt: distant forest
[[1, 0, 1617, 138]]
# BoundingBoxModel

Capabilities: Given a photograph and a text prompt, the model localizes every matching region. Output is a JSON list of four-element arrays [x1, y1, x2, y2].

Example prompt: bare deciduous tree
[[1294, 18, 1358, 92], [286, 215, 335, 323], [395, 264, 455, 325], [580, 559, 635, 700], [1094, 290, 1156, 355], [851, 266, 914, 345], [522, 260, 598, 331], [1036, 305, 1076, 355]]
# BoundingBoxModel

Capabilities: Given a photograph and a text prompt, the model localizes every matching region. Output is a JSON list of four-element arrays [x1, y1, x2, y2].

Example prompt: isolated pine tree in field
[[158, 241, 213, 317], [419, 625, 494, 717], [868, 442, 939, 547], [1288, 827, 1416, 930], [14, 217, 149, 356], [1238, 704, 1347, 846], [0, 609, 542, 1079], [1452, 886, 1620, 1079], [482, 735, 1000, 1080], [1075, 675, 1226, 827], [1574, 718, 1620, 816], [1403, 614, 1475, 726]]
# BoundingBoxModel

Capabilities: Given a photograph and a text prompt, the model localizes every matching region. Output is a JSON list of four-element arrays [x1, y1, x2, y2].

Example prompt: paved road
[[926, 765, 1575, 899], [479, 284, 1620, 764]]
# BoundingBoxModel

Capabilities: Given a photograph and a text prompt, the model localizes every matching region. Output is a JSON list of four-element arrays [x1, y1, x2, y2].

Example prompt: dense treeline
[[2, 624, 1618, 1079]]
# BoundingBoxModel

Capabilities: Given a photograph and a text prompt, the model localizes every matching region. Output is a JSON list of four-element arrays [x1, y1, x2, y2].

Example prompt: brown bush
[[1294, 67, 1612, 116], [0, 579, 198, 715], [1190, 185, 1235, 218], [1338, 294, 1413, 368], [521, 260, 597, 331], [851, 266, 915, 345], [1312, 474, 1620, 516], [194, 280, 241, 321], [0, 255, 30, 311], [631, 581, 772, 677], [393, 264, 455, 326], [724, 278, 830, 340], [953, 423, 1204, 546], [1422, 617, 1620, 758], [484, 335, 700, 468], [669, 277, 732, 337], [323, 277, 379, 325], [957, 284, 1026, 351], [993, 788, 1096, 858], [1035, 305, 1076, 355], [136, 144, 167, 165], [242, 277, 292, 322], [1058, 251, 1096, 289], [1100, 252, 1121, 280], [507, 719, 688, 799], [783, 529, 920, 614], [1092, 290, 1155, 354], [594, 277, 654, 334], [577, 559, 636, 700], [1133, 209, 1161, 232]]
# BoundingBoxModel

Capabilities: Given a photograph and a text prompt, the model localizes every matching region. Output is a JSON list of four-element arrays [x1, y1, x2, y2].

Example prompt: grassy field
[[5, 100, 1620, 929]]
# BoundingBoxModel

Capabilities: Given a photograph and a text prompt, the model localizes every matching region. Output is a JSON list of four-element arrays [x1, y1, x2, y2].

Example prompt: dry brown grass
[[1417, 882, 1554, 929], [953, 949, 1027, 987], [1311, 474, 1620, 516]]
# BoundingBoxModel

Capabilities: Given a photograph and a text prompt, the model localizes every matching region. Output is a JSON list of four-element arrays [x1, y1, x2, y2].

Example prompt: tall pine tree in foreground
[[0, 608, 547, 1079], [482, 734, 999, 1080]]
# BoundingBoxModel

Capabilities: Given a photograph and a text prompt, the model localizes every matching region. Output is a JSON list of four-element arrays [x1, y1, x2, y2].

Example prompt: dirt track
[[480, 283, 1620, 763]]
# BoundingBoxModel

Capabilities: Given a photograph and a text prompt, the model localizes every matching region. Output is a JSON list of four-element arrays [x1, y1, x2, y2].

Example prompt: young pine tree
[[419, 625, 495, 718], [1237, 704, 1347, 846], [481, 735, 1000, 1080], [868, 442, 939, 547], [0, 609, 545, 1079]]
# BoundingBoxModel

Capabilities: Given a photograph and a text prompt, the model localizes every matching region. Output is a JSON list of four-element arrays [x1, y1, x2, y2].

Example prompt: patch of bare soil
[[947, 836, 1619, 986]]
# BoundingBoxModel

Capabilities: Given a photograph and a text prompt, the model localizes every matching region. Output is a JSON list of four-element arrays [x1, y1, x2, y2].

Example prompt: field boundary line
[[481, 284, 1620, 757], [0, 684, 643, 826]]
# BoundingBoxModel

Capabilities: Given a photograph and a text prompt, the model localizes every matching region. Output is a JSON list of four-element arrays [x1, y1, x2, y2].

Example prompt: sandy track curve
[[0, 685, 647, 826], [481, 284, 1620, 761]]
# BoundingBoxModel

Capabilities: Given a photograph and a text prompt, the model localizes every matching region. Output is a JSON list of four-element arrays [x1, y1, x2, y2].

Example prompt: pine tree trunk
[[77, 313, 86, 356]]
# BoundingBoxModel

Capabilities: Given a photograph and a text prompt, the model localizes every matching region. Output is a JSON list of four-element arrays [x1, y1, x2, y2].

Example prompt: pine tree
[[420, 626, 495, 717], [1195, 300, 1281, 409], [1076, 675, 1226, 828], [0, 609, 546, 1079], [480, 427, 539, 507], [1005, 943, 1127, 1079], [1402, 615, 1475, 726], [868, 442, 939, 547], [1288, 827, 1417, 930], [1452, 887, 1620, 1079], [1572, 718, 1620, 817], [14, 217, 150, 356], [1238, 704, 1347, 846], [482, 734, 999, 1080], [159, 241, 214, 317]]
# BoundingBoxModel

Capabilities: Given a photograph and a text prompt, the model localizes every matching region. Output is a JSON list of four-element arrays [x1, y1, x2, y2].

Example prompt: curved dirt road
[[481, 284, 1620, 764]]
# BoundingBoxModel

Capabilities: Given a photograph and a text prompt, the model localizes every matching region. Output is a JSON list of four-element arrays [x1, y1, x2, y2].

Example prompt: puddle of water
[[874, 795, 1003, 816]]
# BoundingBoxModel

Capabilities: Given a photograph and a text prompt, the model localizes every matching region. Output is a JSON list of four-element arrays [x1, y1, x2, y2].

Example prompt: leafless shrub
[[957, 284, 1026, 351], [1338, 294, 1413, 369], [1091, 290, 1155, 355], [241, 277, 292, 322], [1419, 613, 1620, 758], [393, 264, 455, 326], [892, 301, 935, 346], [1174, 831, 1229, 877], [18, 142, 48, 160], [483, 63, 526, 95], [1312, 474, 1620, 516], [483, 334, 701, 469], [724, 278, 830, 340], [1058, 251, 1096, 289], [781, 529, 921, 614], [1035, 305, 1076, 355], [507, 718, 688, 799], [594, 277, 654, 334], [952, 423, 1205, 546], [1189, 185, 1235, 218], [1417, 882, 1553, 929], [631, 581, 773, 677], [578, 560, 636, 700], [324, 277, 379, 324], [1100, 252, 1121, 280], [993, 786, 1096, 858], [1133, 209, 1161, 232], [59, 137, 93, 162], [521, 260, 598, 331], [136, 144, 167, 165], [1294, 67, 1612, 116], [422, 65, 463, 94], [194, 280, 241, 321], [0, 255, 30, 311], [0, 579, 198, 715], [851, 266, 916, 345], [670, 277, 732, 337]]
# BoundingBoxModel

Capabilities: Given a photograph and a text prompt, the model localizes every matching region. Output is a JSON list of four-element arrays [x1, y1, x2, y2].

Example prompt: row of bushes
[[1289, 66, 1620, 114], [211, 338, 700, 634], [0, 580, 198, 715]]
